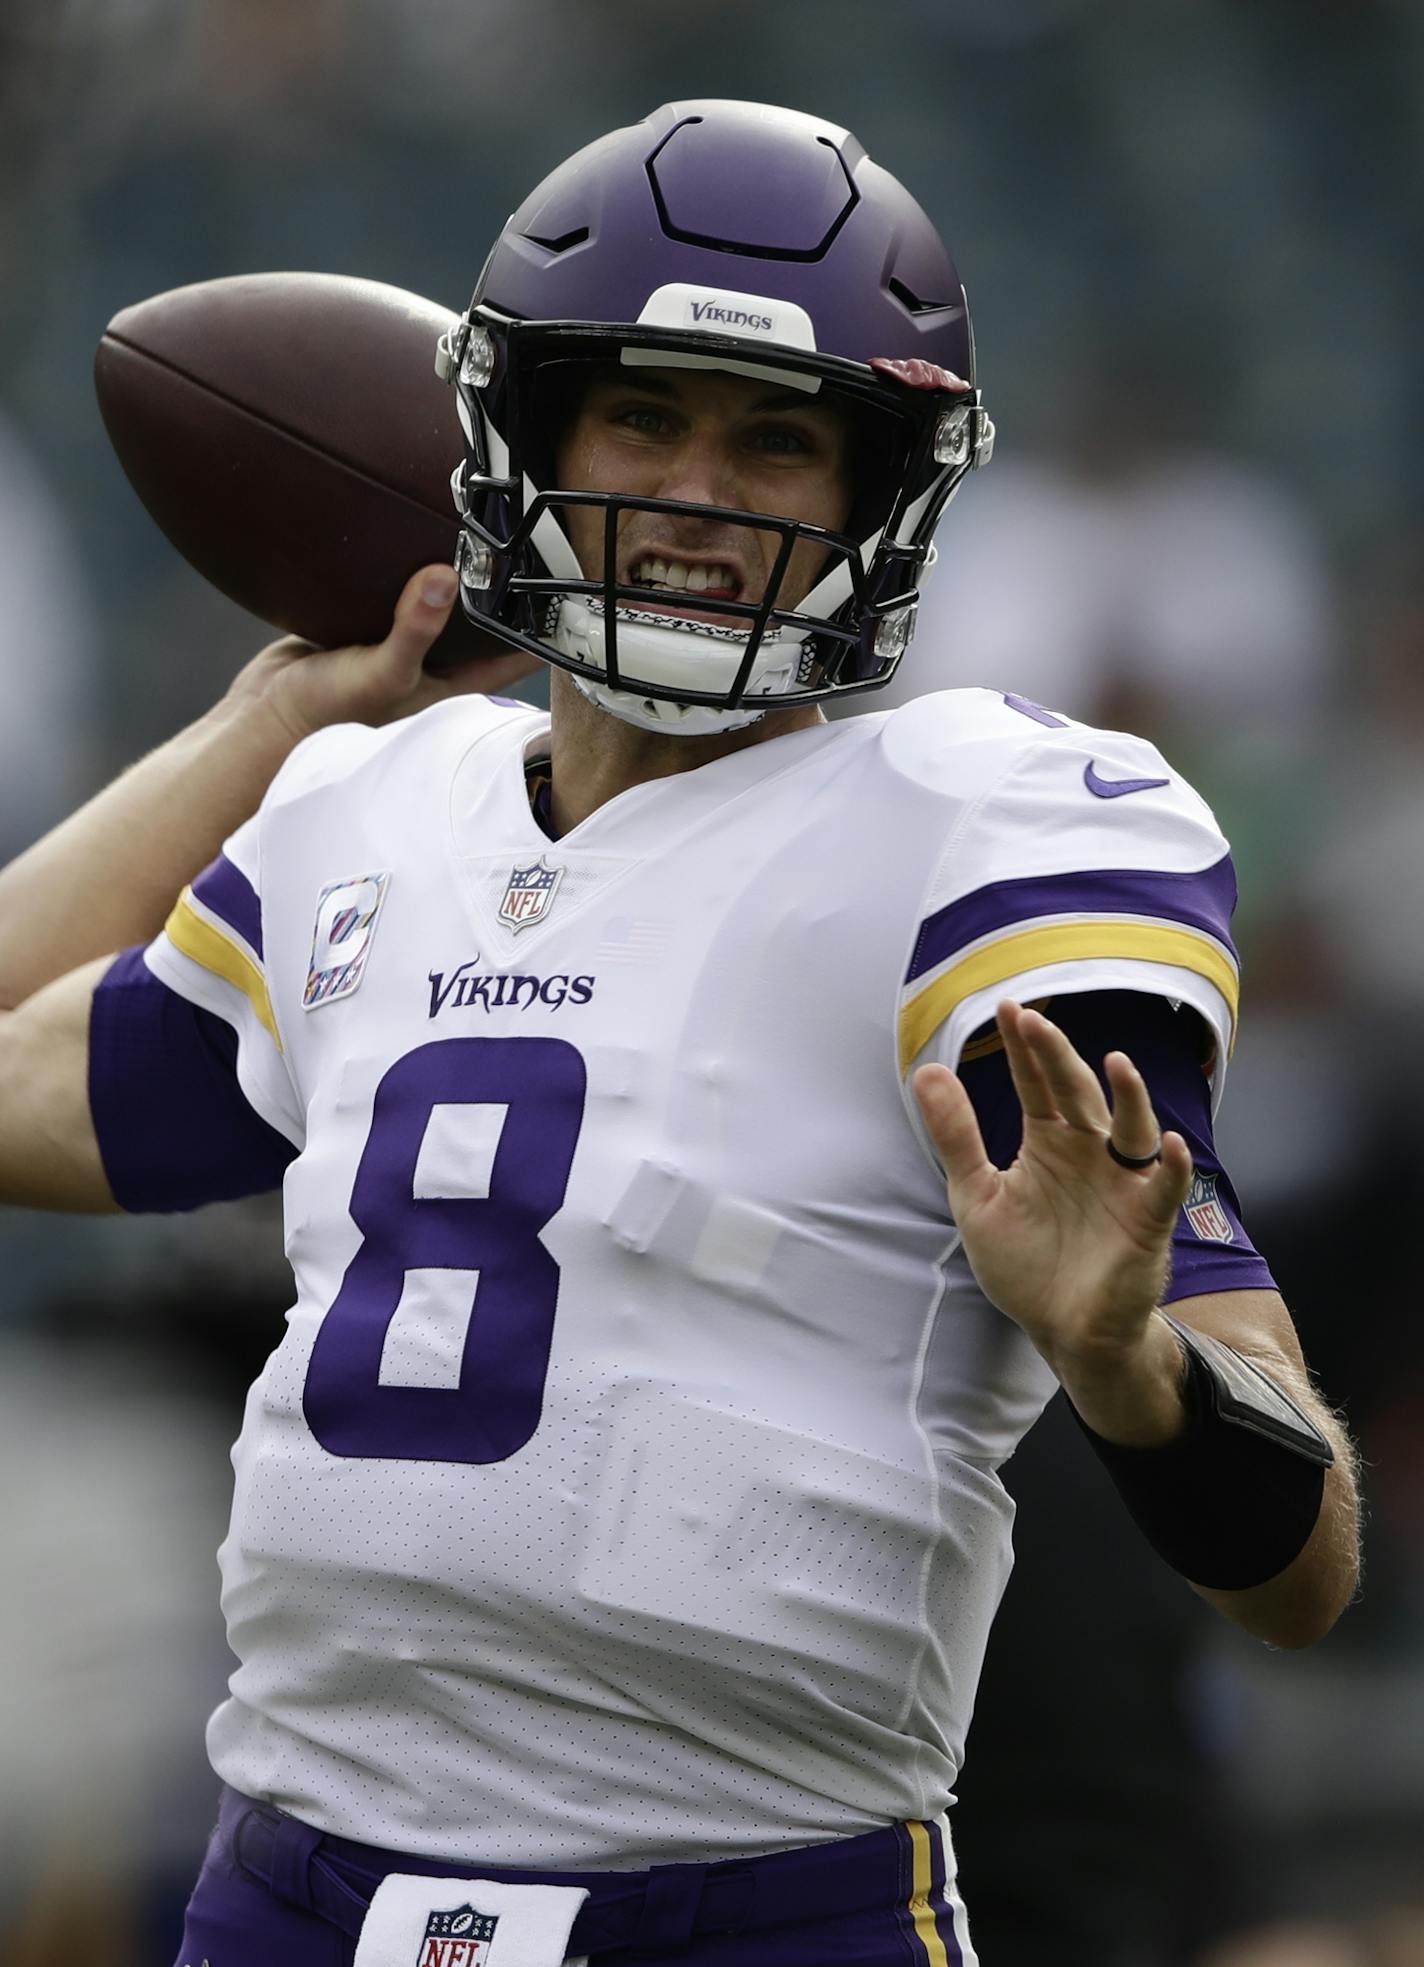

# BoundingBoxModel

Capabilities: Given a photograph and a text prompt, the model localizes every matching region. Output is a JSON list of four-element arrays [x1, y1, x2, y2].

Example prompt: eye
[[747, 422, 816, 457], [614, 403, 674, 435]]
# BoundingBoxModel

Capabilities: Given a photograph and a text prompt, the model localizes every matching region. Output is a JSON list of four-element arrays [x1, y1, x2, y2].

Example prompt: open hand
[[914, 1001, 1194, 1379]]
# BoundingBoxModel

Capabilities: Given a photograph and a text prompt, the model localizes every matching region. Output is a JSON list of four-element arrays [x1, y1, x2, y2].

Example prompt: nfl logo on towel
[[304, 871, 391, 1008], [498, 857, 563, 932], [1184, 1171, 1234, 1244], [417, 1904, 498, 1967]]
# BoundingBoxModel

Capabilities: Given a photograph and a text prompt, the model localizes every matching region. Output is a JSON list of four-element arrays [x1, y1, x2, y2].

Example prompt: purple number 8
[[303, 1036, 586, 1464]]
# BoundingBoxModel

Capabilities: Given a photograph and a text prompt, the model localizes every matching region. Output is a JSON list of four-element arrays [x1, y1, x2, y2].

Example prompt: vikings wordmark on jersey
[[138, 687, 1241, 1867], [426, 960, 597, 1018]]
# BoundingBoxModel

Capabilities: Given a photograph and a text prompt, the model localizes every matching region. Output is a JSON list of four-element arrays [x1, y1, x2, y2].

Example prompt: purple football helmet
[[438, 100, 993, 733]]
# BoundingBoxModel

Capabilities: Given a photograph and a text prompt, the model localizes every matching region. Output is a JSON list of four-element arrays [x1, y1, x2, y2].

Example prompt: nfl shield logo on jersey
[[304, 870, 391, 1008], [498, 856, 563, 932], [417, 1905, 498, 1967], [1184, 1171, 1234, 1244]]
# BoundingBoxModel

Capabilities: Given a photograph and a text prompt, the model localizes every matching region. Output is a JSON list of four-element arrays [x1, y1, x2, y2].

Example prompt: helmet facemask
[[444, 316, 991, 734]]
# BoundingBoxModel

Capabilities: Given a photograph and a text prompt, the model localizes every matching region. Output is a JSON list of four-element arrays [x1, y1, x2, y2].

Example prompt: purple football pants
[[176, 1786, 977, 1967]]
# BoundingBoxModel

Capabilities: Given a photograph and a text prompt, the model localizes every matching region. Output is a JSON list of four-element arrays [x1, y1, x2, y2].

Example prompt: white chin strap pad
[[552, 597, 806, 737], [572, 675, 769, 736]]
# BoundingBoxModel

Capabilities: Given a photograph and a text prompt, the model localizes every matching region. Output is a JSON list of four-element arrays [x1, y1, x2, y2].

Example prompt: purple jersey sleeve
[[957, 988, 1277, 1302], [88, 946, 297, 1212]]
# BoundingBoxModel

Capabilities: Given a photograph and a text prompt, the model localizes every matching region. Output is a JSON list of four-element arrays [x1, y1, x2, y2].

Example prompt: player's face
[[555, 364, 853, 628]]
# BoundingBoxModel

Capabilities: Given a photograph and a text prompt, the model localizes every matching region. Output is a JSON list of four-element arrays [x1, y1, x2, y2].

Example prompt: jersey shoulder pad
[[894, 695, 1239, 1082], [879, 687, 1101, 803], [882, 687, 1224, 862], [262, 694, 538, 814]]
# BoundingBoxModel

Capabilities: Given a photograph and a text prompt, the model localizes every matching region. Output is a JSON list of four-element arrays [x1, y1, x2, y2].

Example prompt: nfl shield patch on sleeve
[[1183, 1171, 1235, 1244], [304, 871, 391, 1009]]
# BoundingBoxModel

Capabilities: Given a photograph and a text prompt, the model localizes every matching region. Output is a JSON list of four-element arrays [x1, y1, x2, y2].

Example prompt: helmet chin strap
[[551, 595, 808, 738]]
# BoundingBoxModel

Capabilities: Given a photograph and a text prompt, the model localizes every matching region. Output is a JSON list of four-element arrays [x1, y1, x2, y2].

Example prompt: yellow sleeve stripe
[[164, 888, 282, 1052], [898, 919, 1238, 1075], [905, 1819, 952, 1967]]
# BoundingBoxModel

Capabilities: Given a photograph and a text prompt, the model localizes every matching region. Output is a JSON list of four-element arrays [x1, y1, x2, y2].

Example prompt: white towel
[[352, 1872, 589, 1967]]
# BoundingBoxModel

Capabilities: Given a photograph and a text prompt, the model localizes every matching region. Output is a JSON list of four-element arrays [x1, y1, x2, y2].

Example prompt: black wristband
[[1072, 1324, 1330, 1591]]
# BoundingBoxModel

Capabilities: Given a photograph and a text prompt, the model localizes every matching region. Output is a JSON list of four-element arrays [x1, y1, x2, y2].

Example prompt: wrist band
[[1072, 1317, 1332, 1591]]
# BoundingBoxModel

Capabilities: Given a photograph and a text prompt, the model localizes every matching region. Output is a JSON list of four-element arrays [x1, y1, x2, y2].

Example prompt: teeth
[[631, 557, 736, 595]]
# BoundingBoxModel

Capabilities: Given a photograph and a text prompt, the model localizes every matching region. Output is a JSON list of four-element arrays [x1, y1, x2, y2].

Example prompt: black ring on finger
[[1106, 1135, 1163, 1169]]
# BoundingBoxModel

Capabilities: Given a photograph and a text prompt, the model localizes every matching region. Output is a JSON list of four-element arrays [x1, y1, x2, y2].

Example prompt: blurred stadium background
[[1, 2, 1421, 1963]]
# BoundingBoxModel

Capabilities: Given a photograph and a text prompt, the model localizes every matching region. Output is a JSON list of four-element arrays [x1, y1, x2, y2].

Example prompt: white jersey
[[143, 687, 1238, 1866]]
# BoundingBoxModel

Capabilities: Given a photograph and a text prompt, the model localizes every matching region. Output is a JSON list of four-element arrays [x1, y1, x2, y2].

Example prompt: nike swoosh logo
[[1083, 762, 1170, 799]]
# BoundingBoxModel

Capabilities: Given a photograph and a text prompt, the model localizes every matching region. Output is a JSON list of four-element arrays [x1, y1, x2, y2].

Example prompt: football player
[[0, 102, 1358, 1967]]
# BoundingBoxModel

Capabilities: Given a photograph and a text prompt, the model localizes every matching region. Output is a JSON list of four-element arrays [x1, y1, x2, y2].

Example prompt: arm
[[1057, 1285, 1358, 1648], [915, 1001, 1361, 1649], [0, 959, 121, 1210], [0, 568, 481, 1208], [0, 567, 472, 1009], [1144, 1289, 1358, 1646]]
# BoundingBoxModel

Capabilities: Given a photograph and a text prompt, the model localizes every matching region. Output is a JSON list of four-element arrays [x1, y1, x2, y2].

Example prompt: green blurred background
[[1, 4, 1421, 1963]]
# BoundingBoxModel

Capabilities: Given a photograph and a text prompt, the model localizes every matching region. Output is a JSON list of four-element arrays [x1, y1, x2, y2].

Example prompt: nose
[[653, 429, 740, 513]]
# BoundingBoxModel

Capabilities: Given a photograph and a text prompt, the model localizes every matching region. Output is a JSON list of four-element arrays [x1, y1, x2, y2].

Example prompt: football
[[94, 270, 497, 666]]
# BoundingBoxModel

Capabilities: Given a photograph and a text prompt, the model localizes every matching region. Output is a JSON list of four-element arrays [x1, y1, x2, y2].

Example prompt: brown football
[[94, 270, 497, 666]]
